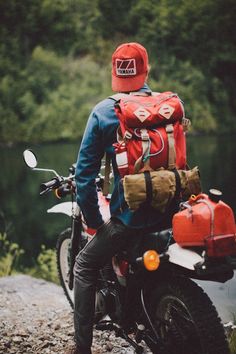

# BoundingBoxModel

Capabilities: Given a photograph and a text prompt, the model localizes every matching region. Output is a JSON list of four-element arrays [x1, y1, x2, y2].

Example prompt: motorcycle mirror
[[23, 149, 38, 169]]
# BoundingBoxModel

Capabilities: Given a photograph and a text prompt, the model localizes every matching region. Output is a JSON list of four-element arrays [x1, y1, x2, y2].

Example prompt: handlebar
[[39, 173, 104, 197], [39, 174, 76, 197], [26, 151, 105, 197], [40, 178, 61, 195], [23, 150, 77, 197], [39, 173, 106, 200]]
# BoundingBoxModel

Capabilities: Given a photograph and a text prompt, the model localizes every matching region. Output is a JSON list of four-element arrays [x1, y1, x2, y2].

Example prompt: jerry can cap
[[209, 188, 222, 203]]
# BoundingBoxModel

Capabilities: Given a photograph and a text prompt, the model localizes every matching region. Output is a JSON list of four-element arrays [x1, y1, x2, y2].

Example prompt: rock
[[3, 341, 11, 349], [105, 341, 114, 351], [12, 336, 23, 344], [53, 323, 61, 330], [16, 330, 29, 337]]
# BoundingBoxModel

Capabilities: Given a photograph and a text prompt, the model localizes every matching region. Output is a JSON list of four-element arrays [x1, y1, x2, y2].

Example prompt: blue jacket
[[75, 84, 169, 229]]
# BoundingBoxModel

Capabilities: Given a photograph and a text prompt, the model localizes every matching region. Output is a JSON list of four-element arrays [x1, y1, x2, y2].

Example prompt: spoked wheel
[[56, 228, 74, 309], [149, 277, 230, 354]]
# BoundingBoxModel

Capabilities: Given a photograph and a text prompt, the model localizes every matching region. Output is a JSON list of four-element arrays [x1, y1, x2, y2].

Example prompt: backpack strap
[[129, 91, 151, 97], [103, 153, 111, 196], [109, 90, 151, 102], [134, 129, 152, 173], [109, 93, 129, 101]]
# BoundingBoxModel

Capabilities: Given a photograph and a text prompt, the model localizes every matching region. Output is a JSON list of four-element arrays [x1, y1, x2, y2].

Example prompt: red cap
[[112, 42, 149, 92]]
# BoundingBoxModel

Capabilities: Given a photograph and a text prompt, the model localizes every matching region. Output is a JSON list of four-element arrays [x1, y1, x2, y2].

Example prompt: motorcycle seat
[[142, 228, 173, 254]]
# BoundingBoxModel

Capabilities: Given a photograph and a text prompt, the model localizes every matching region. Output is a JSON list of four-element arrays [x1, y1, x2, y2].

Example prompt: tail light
[[112, 257, 129, 277], [206, 234, 236, 258]]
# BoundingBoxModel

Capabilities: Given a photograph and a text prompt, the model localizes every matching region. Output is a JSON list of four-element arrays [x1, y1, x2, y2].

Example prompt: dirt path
[[0, 275, 140, 354]]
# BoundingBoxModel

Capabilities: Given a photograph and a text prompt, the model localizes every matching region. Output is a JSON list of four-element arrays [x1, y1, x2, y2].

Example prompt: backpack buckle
[[166, 124, 174, 133], [182, 117, 191, 132], [124, 130, 132, 140], [140, 129, 149, 141]]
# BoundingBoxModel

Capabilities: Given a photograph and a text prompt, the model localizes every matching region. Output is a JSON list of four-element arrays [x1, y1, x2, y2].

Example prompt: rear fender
[[165, 244, 234, 282], [166, 243, 203, 270]]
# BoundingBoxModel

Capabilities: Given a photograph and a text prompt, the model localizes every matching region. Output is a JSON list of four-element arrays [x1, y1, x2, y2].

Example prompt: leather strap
[[144, 171, 153, 205], [172, 168, 181, 198], [166, 124, 176, 170]]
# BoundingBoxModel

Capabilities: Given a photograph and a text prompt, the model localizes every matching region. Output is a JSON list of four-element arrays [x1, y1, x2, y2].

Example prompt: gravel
[[0, 275, 150, 354]]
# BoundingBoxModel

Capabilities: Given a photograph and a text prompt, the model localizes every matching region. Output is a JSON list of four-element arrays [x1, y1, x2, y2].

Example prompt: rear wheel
[[56, 228, 74, 309], [149, 277, 229, 354]]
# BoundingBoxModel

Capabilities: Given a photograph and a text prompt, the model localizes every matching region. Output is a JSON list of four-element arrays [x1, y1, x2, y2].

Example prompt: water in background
[[0, 143, 79, 265]]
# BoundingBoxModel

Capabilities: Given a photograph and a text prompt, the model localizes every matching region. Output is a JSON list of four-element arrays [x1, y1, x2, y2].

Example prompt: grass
[[229, 320, 236, 354]]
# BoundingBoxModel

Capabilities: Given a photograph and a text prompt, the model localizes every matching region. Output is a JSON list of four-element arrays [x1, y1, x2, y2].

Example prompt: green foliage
[[149, 58, 230, 133], [0, 0, 235, 144], [0, 232, 24, 276], [0, 47, 111, 143], [0, 231, 59, 284], [27, 245, 59, 284], [95, 0, 136, 38], [228, 315, 236, 354], [229, 328, 236, 354]]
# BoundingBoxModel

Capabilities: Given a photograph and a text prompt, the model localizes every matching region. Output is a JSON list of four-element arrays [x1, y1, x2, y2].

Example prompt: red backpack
[[112, 91, 188, 177]]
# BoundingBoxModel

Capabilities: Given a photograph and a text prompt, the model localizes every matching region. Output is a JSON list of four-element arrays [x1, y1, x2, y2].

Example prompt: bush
[[0, 47, 112, 144], [0, 232, 24, 276], [0, 232, 59, 284], [149, 58, 225, 133], [26, 245, 59, 284]]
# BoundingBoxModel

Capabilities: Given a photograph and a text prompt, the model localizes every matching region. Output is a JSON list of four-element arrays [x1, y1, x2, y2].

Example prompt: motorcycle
[[23, 149, 236, 354]]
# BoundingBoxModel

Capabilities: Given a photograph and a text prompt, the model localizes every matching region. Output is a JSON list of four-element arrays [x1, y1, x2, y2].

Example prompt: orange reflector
[[143, 250, 160, 271], [54, 189, 61, 199]]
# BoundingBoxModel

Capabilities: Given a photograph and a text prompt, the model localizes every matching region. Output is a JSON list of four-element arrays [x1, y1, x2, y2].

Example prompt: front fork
[[139, 287, 168, 353], [68, 214, 82, 290]]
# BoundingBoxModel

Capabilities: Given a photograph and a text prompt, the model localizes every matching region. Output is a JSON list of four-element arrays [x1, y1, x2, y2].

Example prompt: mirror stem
[[32, 167, 61, 179]]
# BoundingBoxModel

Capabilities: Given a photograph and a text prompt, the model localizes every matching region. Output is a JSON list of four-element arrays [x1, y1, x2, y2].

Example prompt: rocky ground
[[0, 275, 150, 354]]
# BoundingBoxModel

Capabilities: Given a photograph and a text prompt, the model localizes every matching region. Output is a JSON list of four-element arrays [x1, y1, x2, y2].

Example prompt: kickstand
[[95, 321, 144, 354]]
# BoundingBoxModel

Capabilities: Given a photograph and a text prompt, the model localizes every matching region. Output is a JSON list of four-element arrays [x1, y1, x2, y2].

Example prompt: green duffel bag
[[123, 166, 201, 213]]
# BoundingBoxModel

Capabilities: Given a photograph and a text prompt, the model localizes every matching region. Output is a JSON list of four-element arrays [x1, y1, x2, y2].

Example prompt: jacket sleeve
[[75, 110, 105, 228]]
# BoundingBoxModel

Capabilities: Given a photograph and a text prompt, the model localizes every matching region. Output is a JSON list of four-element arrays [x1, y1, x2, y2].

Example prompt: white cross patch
[[134, 108, 151, 122], [158, 104, 175, 119]]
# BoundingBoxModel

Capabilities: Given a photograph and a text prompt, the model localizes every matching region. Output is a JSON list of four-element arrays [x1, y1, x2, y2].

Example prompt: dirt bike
[[23, 149, 236, 354]]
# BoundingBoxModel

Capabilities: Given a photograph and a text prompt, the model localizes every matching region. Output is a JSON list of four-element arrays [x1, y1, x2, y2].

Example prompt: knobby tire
[[56, 228, 74, 309], [150, 276, 230, 354]]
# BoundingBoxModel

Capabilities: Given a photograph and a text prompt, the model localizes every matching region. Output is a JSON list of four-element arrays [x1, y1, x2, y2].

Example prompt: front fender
[[47, 202, 77, 217]]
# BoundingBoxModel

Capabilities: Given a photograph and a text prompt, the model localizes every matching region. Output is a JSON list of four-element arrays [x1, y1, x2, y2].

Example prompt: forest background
[[0, 0, 236, 145]]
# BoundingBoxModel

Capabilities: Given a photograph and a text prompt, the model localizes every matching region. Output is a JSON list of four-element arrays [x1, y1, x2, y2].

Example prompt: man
[[66, 42, 176, 354]]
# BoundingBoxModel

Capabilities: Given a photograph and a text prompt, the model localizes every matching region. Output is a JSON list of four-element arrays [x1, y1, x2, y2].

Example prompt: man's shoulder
[[90, 96, 119, 128], [93, 93, 132, 112], [93, 96, 116, 113]]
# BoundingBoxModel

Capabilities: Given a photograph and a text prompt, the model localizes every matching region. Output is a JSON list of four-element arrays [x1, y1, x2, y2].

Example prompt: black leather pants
[[73, 218, 134, 351]]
